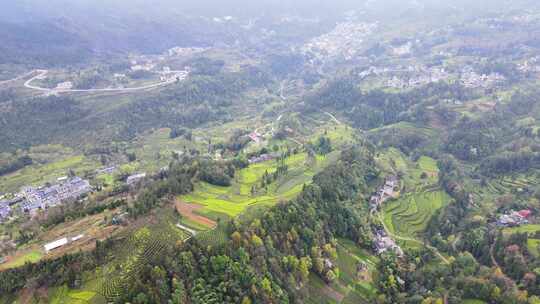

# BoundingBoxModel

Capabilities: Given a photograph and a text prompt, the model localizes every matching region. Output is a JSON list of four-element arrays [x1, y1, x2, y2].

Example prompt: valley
[[1, 1, 540, 303]]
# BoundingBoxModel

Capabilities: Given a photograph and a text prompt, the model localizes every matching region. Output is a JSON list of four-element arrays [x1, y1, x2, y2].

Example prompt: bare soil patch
[[175, 201, 216, 228]]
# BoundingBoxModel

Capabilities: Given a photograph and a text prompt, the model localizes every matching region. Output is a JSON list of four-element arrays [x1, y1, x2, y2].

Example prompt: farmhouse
[[248, 154, 275, 164], [44, 238, 68, 252], [497, 210, 531, 227], [248, 131, 262, 143], [374, 232, 403, 256], [127, 173, 147, 185], [55, 81, 73, 90], [97, 166, 117, 174], [370, 176, 399, 210]]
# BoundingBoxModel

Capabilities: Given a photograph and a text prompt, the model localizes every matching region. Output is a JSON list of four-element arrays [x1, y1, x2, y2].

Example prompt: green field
[[503, 224, 540, 235], [502, 224, 540, 257], [180, 151, 338, 218], [528, 239, 540, 257], [48, 286, 99, 304], [0, 250, 43, 270], [383, 190, 450, 238], [375, 148, 439, 191]]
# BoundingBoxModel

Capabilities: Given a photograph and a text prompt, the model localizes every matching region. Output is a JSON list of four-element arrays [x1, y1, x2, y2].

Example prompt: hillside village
[[370, 176, 403, 256], [0, 176, 92, 221]]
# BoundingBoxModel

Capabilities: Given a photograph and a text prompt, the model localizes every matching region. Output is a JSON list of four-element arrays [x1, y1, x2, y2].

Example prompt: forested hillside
[[2, 1, 540, 303]]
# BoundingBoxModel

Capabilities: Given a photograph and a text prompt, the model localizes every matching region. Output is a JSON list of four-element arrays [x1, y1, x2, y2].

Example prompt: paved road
[[323, 111, 342, 125], [279, 80, 288, 100], [23, 69, 180, 94]]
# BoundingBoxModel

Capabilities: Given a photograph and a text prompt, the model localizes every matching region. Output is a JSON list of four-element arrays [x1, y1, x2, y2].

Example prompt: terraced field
[[180, 151, 338, 218], [383, 190, 451, 238], [375, 148, 439, 190], [195, 224, 230, 247], [93, 221, 188, 302], [476, 172, 540, 200]]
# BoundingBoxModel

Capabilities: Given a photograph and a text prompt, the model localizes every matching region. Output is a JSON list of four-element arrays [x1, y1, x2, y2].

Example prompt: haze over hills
[[1, 1, 540, 304], [2, 0, 539, 67]]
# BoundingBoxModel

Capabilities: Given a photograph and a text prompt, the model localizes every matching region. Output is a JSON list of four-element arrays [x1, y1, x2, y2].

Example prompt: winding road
[[323, 111, 341, 125], [22, 69, 181, 94], [0, 71, 37, 86]]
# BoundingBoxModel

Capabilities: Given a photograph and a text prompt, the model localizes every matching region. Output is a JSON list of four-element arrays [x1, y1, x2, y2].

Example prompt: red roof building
[[517, 210, 532, 218]]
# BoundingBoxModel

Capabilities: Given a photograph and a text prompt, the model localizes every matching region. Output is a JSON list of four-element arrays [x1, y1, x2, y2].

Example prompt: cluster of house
[[166, 46, 206, 57], [131, 61, 156, 72], [20, 177, 91, 213], [248, 153, 276, 164], [497, 209, 532, 227], [96, 166, 117, 175], [0, 196, 26, 221], [248, 131, 263, 143], [460, 67, 505, 88], [385, 68, 450, 89], [392, 42, 413, 56], [55, 81, 73, 90], [0, 202, 10, 221], [159, 68, 190, 82], [302, 21, 378, 60], [370, 176, 403, 256], [518, 57, 540, 73], [44, 234, 84, 253], [358, 64, 450, 89], [370, 176, 399, 211], [127, 173, 147, 186], [373, 229, 404, 256]]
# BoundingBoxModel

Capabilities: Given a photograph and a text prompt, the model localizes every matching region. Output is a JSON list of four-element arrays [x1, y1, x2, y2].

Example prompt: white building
[[44, 238, 68, 252], [127, 173, 147, 185], [55, 81, 73, 90], [71, 234, 84, 242]]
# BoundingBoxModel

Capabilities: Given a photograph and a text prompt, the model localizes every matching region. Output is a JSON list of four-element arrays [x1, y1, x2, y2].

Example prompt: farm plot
[[503, 224, 540, 256], [195, 224, 230, 248], [47, 285, 100, 304], [375, 148, 439, 191], [175, 201, 217, 230], [476, 173, 540, 203], [94, 217, 188, 302], [179, 151, 335, 218], [383, 190, 450, 238]]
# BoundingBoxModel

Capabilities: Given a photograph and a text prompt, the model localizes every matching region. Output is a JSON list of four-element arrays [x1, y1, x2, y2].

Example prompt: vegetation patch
[[179, 152, 334, 218]]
